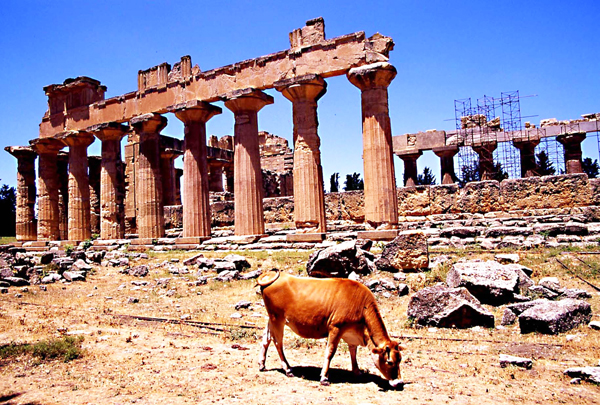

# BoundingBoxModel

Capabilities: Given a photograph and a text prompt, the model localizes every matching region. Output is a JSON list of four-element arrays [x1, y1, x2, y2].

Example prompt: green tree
[[344, 172, 364, 191], [0, 183, 16, 236], [491, 162, 509, 182], [416, 166, 436, 185], [582, 157, 600, 178], [536, 150, 556, 176], [329, 172, 339, 192], [458, 162, 480, 187]]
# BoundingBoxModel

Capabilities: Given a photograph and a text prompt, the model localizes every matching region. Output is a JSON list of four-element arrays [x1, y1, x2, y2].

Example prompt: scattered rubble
[[499, 354, 533, 369]]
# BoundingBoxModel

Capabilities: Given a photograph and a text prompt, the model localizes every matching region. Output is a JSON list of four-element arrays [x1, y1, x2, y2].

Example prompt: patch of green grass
[[0, 336, 84, 363], [0, 236, 17, 244], [228, 327, 259, 341]]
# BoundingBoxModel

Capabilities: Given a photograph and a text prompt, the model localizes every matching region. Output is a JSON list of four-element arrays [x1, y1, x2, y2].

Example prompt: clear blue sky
[[1, 0, 598, 189]]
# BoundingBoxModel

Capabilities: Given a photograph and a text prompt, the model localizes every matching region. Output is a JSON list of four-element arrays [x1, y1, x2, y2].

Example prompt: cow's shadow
[[272, 366, 402, 391]]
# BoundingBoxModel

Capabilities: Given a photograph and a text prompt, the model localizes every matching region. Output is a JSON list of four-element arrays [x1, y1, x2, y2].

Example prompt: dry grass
[[0, 248, 599, 404]]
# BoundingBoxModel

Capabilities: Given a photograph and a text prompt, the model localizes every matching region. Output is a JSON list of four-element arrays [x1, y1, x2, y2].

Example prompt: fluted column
[[175, 168, 183, 205], [472, 142, 497, 181], [5, 146, 37, 241], [89, 122, 128, 239], [88, 156, 101, 236], [433, 146, 459, 184], [276, 75, 327, 233], [557, 132, 586, 174], [30, 138, 64, 241], [348, 63, 398, 229], [174, 101, 222, 238], [513, 138, 540, 178], [58, 131, 95, 242], [57, 152, 69, 240], [398, 151, 422, 187], [160, 148, 183, 206], [131, 113, 167, 239], [224, 89, 273, 236]]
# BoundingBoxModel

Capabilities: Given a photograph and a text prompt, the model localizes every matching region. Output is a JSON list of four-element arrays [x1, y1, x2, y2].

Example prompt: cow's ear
[[371, 346, 384, 355]]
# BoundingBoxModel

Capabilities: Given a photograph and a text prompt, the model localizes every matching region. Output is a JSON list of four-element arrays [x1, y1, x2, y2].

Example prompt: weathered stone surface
[[122, 265, 149, 277], [501, 308, 518, 325], [564, 367, 600, 384], [499, 354, 532, 369], [518, 299, 592, 334], [397, 186, 430, 217], [502, 174, 591, 210], [307, 240, 372, 278], [263, 196, 294, 224], [485, 227, 532, 237], [62, 271, 86, 282], [446, 261, 520, 305], [325, 191, 364, 222], [455, 181, 500, 213], [375, 231, 429, 271], [3, 276, 29, 286], [223, 254, 251, 271], [429, 184, 458, 215], [561, 289, 592, 299], [538, 277, 564, 293], [407, 285, 494, 328], [439, 227, 480, 238], [495, 254, 520, 264]]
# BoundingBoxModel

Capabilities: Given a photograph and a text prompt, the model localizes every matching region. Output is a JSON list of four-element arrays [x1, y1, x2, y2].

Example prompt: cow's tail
[[257, 268, 280, 288]]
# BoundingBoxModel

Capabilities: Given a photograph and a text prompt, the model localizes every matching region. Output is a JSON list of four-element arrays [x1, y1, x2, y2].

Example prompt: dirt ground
[[1, 249, 599, 405]]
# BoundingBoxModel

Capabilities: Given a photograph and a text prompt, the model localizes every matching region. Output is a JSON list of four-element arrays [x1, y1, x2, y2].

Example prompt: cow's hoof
[[320, 378, 330, 386], [259, 366, 266, 372], [285, 370, 294, 378]]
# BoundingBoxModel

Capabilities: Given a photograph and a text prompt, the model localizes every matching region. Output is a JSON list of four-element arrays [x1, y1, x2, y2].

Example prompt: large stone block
[[518, 299, 592, 334], [430, 184, 459, 215], [375, 230, 429, 271], [501, 174, 591, 210], [397, 186, 430, 216], [331, 191, 364, 222], [455, 181, 500, 213], [588, 177, 600, 206], [211, 201, 234, 227]]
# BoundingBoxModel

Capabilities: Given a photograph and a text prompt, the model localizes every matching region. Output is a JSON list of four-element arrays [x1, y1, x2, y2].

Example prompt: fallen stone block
[[307, 240, 373, 278], [495, 253, 520, 264], [528, 285, 559, 300], [446, 261, 520, 305], [238, 269, 263, 280], [561, 289, 592, 299], [375, 231, 429, 272], [121, 265, 149, 277], [564, 367, 600, 384], [224, 254, 251, 271], [538, 277, 564, 293], [499, 354, 533, 369], [62, 271, 86, 282], [2, 276, 29, 286], [519, 299, 592, 334]]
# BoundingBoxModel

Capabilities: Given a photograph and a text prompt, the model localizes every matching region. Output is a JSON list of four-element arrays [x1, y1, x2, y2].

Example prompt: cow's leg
[[258, 323, 272, 371], [269, 317, 294, 377], [348, 344, 361, 376], [320, 327, 342, 386]]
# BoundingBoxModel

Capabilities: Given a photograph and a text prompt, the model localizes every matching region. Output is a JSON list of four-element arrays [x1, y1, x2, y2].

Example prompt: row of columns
[[398, 133, 587, 186]]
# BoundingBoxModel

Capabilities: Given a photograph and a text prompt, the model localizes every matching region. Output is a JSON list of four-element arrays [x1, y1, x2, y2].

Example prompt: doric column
[[397, 151, 422, 187], [160, 148, 183, 206], [57, 152, 69, 241], [58, 131, 95, 242], [175, 168, 183, 205], [174, 101, 222, 238], [557, 132, 586, 174], [224, 89, 273, 236], [131, 113, 167, 239], [472, 142, 497, 181], [433, 146, 459, 184], [224, 165, 234, 193], [30, 138, 64, 241], [348, 62, 398, 229], [276, 74, 327, 233], [123, 133, 138, 235], [88, 156, 101, 236], [89, 122, 128, 240], [513, 138, 540, 178], [5, 146, 37, 241], [208, 162, 225, 192]]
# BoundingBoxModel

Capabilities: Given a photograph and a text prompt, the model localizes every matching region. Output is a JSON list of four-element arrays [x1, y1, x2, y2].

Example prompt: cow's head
[[371, 340, 405, 388]]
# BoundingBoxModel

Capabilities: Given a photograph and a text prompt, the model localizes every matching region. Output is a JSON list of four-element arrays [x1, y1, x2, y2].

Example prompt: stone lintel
[[357, 229, 399, 241], [286, 233, 325, 243], [347, 62, 397, 90]]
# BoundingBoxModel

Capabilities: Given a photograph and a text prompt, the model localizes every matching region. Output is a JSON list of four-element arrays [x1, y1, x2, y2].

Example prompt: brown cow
[[257, 269, 404, 387]]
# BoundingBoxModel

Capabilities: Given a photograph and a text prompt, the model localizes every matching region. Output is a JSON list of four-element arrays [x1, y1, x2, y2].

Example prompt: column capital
[[87, 122, 129, 142], [512, 138, 540, 150], [131, 113, 167, 134], [396, 150, 423, 161], [223, 88, 274, 113], [433, 145, 459, 158], [171, 100, 222, 124], [556, 132, 586, 146], [5, 146, 37, 160], [58, 131, 95, 148], [274, 74, 327, 102], [347, 62, 397, 91], [160, 148, 183, 160], [29, 137, 64, 155], [472, 142, 498, 153]]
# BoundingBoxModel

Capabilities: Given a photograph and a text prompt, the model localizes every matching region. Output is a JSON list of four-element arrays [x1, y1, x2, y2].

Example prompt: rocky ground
[[1, 248, 600, 405]]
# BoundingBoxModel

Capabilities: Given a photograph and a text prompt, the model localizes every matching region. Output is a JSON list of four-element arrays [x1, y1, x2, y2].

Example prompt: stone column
[[160, 148, 182, 206], [348, 63, 398, 229], [224, 165, 234, 193], [175, 168, 183, 205], [224, 89, 273, 236], [513, 138, 540, 178], [89, 122, 128, 240], [131, 113, 167, 239], [472, 142, 497, 181], [557, 132, 586, 174], [174, 101, 222, 238], [88, 156, 101, 236], [276, 75, 327, 233], [58, 131, 95, 242], [5, 146, 37, 241], [57, 152, 69, 241], [124, 134, 138, 235], [398, 151, 422, 187], [208, 162, 225, 192], [30, 138, 64, 241], [433, 146, 459, 184]]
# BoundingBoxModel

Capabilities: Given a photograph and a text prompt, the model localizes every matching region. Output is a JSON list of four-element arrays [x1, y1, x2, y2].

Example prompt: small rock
[[589, 321, 600, 330], [564, 367, 600, 384], [393, 272, 407, 281], [165, 289, 176, 297], [538, 277, 564, 293], [238, 269, 262, 280], [230, 312, 243, 319], [570, 378, 581, 384], [528, 285, 559, 300], [562, 289, 592, 299], [0, 287, 8, 294], [183, 253, 204, 266], [40, 252, 54, 265], [234, 301, 252, 310], [124, 265, 149, 277], [397, 283, 409, 297], [213, 261, 237, 272], [224, 254, 251, 271], [495, 254, 520, 264], [501, 308, 517, 326], [71, 259, 92, 272], [215, 270, 239, 282], [126, 297, 139, 304], [348, 272, 361, 282]]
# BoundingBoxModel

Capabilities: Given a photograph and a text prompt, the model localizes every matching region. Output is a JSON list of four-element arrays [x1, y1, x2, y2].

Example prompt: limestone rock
[[564, 367, 600, 384], [42, 273, 61, 284], [519, 299, 592, 334], [499, 354, 533, 369], [122, 265, 149, 277], [446, 261, 521, 305], [215, 270, 239, 282], [183, 253, 204, 266], [501, 308, 517, 326], [213, 261, 237, 272], [238, 269, 263, 280], [456, 181, 500, 213], [3, 276, 29, 286], [528, 285, 559, 300], [375, 231, 429, 272], [62, 271, 86, 282], [407, 285, 494, 328], [495, 254, 520, 264], [224, 254, 251, 271], [307, 240, 372, 278], [71, 259, 92, 272]]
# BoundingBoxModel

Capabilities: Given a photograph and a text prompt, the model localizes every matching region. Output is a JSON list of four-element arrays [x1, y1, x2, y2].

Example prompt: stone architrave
[[398, 151, 422, 188], [160, 148, 183, 206], [5, 146, 37, 241], [433, 146, 459, 184], [348, 62, 398, 229], [173, 101, 222, 238], [275, 74, 327, 233], [513, 138, 540, 178], [88, 122, 128, 240], [58, 131, 95, 242], [557, 132, 586, 174], [30, 138, 64, 241], [57, 152, 69, 241], [131, 113, 167, 239], [472, 142, 497, 181], [224, 89, 273, 236]]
